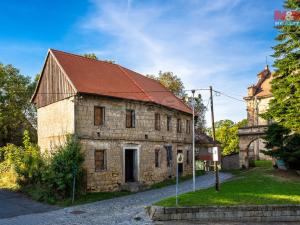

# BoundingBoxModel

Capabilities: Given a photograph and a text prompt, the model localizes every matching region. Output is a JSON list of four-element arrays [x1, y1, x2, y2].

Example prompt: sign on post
[[177, 153, 184, 163], [212, 147, 219, 162]]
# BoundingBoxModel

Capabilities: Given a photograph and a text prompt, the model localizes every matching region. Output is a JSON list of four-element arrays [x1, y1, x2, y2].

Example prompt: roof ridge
[[49, 48, 117, 66], [116, 65, 154, 102], [120, 68, 190, 111]]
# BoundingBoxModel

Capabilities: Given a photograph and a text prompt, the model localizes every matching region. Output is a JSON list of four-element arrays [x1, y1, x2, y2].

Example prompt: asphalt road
[[0, 172, 233, 225], [0, 189, 59, 219]]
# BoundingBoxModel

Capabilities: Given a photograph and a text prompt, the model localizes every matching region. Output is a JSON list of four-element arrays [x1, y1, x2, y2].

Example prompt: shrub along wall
[[0, 131, 84, 202]]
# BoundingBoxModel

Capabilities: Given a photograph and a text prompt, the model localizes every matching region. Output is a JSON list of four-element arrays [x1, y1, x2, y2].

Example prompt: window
[[186, 120, 191, 134], [177, 118, 182, 133], [186, 150, 191, 164], [94, 106, 105, 126], [95, 150, 106, 171], [126, 109, 135, 128], [155, 149, 160, 167], [155, 113, 161, 130], [167, 116, 171, 131], [166, 146, 172, 167]]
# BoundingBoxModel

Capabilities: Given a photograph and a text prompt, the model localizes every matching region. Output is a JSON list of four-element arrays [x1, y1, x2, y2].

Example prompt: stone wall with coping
[[148, 205, 300, 222]]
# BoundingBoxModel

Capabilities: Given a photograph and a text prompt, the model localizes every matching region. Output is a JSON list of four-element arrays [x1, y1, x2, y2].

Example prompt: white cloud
[[80, 0, 275, 124]]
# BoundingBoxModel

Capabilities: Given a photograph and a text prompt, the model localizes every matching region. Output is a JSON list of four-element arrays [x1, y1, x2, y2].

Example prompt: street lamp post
[[192, 90, 196, 192]]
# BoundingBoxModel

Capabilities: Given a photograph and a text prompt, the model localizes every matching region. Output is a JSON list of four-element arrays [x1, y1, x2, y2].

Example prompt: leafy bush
[[0, 130, 42, 185], [43, 135, 84, 199], [0, 132, 84, 201]]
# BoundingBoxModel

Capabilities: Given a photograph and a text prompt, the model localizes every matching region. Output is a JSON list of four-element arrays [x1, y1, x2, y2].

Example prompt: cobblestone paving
[[0, 172, 232, 225]]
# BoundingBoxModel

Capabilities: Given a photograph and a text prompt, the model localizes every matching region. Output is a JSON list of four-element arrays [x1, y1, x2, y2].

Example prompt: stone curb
[[147, 205, 300, 222]]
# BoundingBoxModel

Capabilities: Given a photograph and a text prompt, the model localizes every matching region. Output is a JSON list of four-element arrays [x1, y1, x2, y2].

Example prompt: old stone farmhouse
[[239, 66, 273, 167], [31, 49, 193, 192]]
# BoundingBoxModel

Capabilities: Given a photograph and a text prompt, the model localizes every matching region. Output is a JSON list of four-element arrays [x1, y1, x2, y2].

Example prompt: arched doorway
[[238, 125, 268, 168]]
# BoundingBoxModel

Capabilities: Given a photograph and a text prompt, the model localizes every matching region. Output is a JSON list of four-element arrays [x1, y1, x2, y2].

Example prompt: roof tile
[[50, 49, 192, 114]]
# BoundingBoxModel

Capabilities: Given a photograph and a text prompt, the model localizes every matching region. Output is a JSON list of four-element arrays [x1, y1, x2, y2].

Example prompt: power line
[[2, 87, 246, 103], [4, 88, 210, 95], [213, 90, 245, 102]]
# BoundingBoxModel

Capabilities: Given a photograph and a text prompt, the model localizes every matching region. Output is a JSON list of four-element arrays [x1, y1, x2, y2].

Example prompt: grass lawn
[[155, 160, 300, 207], [150, 170, 205, 189]]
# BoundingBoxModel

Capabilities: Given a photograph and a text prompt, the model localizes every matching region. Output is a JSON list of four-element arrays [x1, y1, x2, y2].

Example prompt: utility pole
[[192, 90, 196, 192], [209, 86, 220, 192]]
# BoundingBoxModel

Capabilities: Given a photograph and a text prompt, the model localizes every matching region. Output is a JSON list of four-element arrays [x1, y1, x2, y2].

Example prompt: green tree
[[187, 94, 207, 132], [147, 71, 207, 131], [82, 53, 98, 60], [262, 123, 300, 170], [263, 0, 300, 132], [147, 71, 185, 98], [0, 64, 37, 146], [212, 119, 247, 156]]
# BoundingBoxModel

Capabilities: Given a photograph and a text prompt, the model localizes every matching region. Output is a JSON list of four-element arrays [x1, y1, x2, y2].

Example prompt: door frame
[[122, 145, 140, 183]]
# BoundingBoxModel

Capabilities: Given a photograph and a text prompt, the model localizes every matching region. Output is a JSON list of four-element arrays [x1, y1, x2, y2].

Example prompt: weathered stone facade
[[37, 95, 193, 192], [239, 66, 273, 168]]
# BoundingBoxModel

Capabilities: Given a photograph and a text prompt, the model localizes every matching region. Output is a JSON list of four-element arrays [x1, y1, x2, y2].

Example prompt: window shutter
[[94, 107, 101, 125], [155, 113, 160, 130], [94, 107, 104, 125], [132, 110, 135, 128], [126, 110, 131, 128], [95, 150, 106, 171], [177, 119, 181, 133]]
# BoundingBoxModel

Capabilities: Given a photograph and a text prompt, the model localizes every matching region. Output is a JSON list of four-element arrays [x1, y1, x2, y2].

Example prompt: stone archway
[[238, 125, 268, 168]]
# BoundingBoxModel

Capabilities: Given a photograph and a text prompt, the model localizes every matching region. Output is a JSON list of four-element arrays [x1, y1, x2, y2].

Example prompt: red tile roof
[[50, 49, 192, 114], [254, 68, 273, 97]]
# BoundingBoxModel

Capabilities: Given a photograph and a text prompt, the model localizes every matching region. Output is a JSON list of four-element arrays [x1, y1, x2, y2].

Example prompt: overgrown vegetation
[[0, 132, 84, 203], [262, 123, 300, 170], [155, 160, 300, 207]]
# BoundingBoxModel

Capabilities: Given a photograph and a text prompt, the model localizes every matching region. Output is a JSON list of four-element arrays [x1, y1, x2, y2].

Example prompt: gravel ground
[[0, 172, 232, 225]]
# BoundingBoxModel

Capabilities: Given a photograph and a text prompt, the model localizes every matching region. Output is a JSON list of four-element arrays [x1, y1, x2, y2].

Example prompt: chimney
[[247, 85, 256, 97]]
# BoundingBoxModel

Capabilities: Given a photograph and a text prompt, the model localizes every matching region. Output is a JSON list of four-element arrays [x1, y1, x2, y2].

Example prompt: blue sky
[[0, 0, 283, 124]]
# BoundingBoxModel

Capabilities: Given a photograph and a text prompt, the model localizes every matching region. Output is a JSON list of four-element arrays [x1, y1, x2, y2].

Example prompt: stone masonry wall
[[37, 95, 192, 192], [75, 95, 193, 192]]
